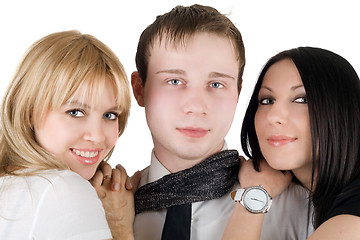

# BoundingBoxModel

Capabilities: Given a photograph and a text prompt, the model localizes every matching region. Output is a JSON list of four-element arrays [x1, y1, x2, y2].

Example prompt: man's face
[[133, 32, 240, 172]]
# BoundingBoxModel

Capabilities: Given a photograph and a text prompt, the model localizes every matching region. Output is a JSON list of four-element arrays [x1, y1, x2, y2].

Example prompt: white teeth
[[72, 149, 99, 158]]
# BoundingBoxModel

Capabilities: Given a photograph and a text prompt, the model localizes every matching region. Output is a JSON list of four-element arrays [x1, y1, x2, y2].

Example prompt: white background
[[1, 0, 359, 175]]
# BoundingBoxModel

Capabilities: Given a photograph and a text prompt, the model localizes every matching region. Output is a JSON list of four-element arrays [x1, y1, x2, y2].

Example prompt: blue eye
[[103, 112, 118, 120], [167, 79, 182, 85], [210, 82, 224, 89], [259, 98, 274, 105], [67, 109, 85, 117], [294, 97, 307, 104]]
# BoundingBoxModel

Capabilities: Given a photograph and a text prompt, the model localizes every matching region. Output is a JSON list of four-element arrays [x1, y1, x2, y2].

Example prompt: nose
[[83, 120, 106, 144], [266, 102, 288, 125], [183, 89, 207, 116]]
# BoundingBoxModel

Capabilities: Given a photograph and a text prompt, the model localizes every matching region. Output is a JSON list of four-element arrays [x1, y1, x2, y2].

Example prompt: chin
[[266, 159, 289, 171], [75, 169, 96, 180]]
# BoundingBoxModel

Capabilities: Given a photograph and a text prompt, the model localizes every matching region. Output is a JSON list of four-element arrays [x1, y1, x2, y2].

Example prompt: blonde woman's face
[[34, 81, 120, 180]]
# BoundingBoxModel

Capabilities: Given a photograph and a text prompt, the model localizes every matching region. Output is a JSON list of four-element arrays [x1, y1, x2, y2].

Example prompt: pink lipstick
[[267, 136, 296, 147]]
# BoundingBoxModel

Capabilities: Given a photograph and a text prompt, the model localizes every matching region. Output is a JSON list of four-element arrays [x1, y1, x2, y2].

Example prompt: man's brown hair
[[135, 4, 245, 92]]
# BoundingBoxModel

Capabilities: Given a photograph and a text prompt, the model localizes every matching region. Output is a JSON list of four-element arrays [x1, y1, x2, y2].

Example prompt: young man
[[130, 4, 312, 240], [94, 4, 312, 240]]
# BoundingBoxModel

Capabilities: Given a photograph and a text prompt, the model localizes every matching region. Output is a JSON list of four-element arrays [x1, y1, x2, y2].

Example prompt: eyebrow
[[66, 100, 91, 109], [260, 84, 304, 91], [156, 69, 186, 75], [156, 69, 235, 80], [65, 100, 120, 112], [208, 72, 235, 80]]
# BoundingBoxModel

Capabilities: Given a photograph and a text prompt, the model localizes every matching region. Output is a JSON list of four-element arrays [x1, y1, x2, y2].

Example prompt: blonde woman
[[0, 30, 135, 239]]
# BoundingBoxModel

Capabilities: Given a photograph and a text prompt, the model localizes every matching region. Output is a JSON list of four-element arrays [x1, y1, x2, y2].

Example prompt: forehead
[[262, 59, 303, 87], [148, 32, 239, 76], [67, 78, 118, 107]]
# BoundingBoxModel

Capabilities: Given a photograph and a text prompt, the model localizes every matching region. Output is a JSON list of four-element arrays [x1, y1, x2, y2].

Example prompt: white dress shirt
[[134, 149, 314, 240]]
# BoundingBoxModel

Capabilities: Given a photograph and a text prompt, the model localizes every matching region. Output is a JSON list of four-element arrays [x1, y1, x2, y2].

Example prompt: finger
[[125, 170, 141, 191], [283, 170, 293, 184], [125, 176, 133, 191], [116, 164, 131, 190], [239, 155, 247, 162], [99, 161, 113, 179], [239, 157, 254, 172], [90, 170, 104, 191], [130, 170, 142, 192], [116, 164, 128, 179], [110, 168, 121, 191]]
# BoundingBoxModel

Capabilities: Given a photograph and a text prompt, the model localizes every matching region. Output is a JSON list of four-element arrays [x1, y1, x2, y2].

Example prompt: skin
[[132, 32, 240, 173], [255, 59, 313, 189], [222, 59, 360, 240], [34, 80, 139, 239], [34, 81, 120, 180], [91, 32, 241, 237]]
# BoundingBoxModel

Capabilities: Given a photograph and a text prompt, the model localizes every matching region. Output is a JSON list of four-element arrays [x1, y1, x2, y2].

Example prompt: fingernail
[[113, 183, 120, 191]]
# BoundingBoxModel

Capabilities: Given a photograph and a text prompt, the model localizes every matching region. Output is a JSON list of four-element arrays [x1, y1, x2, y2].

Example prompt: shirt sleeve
[[325, 177, 360, 221], [30, 170, 112, 240]]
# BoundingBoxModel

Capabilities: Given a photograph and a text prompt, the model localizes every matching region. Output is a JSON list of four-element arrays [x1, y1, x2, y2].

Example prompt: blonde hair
[[0, 30, 131, 176]]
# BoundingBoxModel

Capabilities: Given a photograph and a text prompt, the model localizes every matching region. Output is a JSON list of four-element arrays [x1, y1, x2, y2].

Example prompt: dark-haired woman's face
[[254, 59, 312, 179]]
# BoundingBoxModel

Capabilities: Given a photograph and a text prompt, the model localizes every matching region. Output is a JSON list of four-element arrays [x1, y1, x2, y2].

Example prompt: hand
[[94, 164, 138, 240], [238, 156, 292, 198], [90, 161, 141, 192]]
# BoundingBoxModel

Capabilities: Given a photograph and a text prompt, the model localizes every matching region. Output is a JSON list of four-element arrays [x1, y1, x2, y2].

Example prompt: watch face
[[243, 188, 268, 213]]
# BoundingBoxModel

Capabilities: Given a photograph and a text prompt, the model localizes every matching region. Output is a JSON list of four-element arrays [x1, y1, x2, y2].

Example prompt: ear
[[131, 71, 145, 107]]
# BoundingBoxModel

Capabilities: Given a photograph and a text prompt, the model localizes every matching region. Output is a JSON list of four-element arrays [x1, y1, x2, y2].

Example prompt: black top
[[325, 177, 360, 221]]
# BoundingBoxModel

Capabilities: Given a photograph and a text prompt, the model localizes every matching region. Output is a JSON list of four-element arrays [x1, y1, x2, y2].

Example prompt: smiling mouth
[[72, 149, 99, 158]]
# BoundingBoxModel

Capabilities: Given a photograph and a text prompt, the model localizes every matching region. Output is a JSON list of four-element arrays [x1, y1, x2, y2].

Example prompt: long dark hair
[[241, 47, 360, 228]]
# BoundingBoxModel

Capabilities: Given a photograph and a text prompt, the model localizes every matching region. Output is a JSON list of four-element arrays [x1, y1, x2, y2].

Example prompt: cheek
[[218, 99, 237, 125], [300, 118, 312, 158], [254, 111, 264, 136], [145, 90, 177, 123], [35, 118, 71, 153], [105, 123, 119, 147]]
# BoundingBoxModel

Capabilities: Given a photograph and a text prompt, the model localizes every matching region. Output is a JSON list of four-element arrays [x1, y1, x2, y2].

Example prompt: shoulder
[[325, 177, 360, 220], [308, 215, 360, 240], [275, 182, 310, 204], [32, 170, 111, 238], [36, 169, 100, 206], [262, 183, 314, 239], [0, 170, 111, 239], [1, 169, 95, 199]]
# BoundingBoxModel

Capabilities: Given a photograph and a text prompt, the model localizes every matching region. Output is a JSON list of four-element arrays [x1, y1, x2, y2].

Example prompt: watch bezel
[[241, 186, 271, 213], [231, 185, 272, 214]]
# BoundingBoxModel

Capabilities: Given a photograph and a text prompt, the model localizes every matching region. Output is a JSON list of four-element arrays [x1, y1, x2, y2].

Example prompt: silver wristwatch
[[230, 185, 272, 214]]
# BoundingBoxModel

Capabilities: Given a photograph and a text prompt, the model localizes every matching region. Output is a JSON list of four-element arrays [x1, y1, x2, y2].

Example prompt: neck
[[292, 166, 315, 191], [154, 143, 225, 173], [155, 151, 209, 173]]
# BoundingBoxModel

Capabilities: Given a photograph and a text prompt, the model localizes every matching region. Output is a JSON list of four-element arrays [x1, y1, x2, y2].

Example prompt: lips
[[177, 127, 209, 138], [71, 148, 101, 165], [267, 136, 297, 147]]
